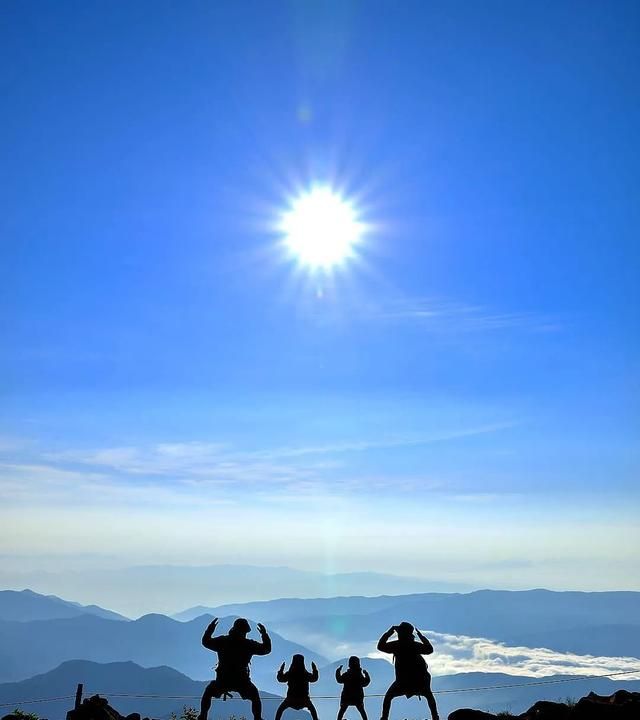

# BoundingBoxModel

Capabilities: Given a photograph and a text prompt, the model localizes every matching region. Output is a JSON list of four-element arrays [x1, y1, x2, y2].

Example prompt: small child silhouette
[[275, 654, 319, 720], [335, 655, 370, 720]]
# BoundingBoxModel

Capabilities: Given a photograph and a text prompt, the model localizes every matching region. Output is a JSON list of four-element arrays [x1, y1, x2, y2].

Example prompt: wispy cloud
[[367, 297, 561, 334], [0, 421, 515, 508], [252, 422, 516, 459], [41, 422, 514, 483]]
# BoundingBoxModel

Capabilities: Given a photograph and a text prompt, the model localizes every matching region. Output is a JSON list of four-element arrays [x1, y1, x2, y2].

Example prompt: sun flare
[[280, 186, 363, 270]]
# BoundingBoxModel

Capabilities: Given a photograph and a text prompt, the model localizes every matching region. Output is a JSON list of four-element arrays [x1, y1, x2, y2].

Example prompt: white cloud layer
[[421, 630, 640, 679]]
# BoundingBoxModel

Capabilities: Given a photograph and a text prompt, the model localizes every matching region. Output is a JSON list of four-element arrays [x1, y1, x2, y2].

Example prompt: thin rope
[[0, 696, 75, 709]]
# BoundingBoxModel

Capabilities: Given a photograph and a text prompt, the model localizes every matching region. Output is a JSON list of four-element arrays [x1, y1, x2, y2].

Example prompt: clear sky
[[1, 1, 638, 597]]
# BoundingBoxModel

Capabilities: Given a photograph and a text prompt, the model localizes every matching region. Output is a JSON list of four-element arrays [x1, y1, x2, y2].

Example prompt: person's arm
[[309, 661, 319, 682], [201, 618, 222, 650], [416, 629, 434, 655], [362, 669, 371, 687], [335, 665, 344, 683], [377, 626, 396, 653], [254, 622, 272, 655], [277, 662, 287, 683]]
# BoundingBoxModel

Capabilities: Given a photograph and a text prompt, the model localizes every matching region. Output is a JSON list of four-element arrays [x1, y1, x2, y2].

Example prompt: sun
[[280, 186, 363, 270]]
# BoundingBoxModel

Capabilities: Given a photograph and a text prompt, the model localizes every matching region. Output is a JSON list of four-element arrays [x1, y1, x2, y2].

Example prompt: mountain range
[[0, 590, 128, 623], [2, 659, 640, 720], [2, 588, 640, 720], [1, 565, 471, 618], [0, 613, 327, 687], [175, 589, 640, 659]]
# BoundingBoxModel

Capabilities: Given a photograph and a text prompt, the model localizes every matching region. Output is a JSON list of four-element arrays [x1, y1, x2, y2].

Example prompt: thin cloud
[[2, 420, 516, 509], [369, 297, 561, 334], [253, 422, 516, 459]]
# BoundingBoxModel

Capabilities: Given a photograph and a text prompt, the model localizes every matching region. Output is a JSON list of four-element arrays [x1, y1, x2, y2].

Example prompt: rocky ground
[[3, 689, 640, 720], [449, 688, 640, 719]]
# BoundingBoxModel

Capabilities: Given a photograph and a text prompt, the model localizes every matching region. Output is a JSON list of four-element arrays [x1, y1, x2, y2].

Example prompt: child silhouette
[[335, 655, 370, 720], [275, 654, 319, 720]]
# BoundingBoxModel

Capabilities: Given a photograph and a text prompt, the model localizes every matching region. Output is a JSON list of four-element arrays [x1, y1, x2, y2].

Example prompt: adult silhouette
[[275, 654, 319, 720], [335, 655, 370, 720], [376, 622, 439, 720], [199, 617, 271, 720]]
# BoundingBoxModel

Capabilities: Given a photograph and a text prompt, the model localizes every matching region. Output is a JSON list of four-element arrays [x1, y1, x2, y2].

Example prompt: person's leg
[[199, 681, 219, 720], [245, 683, 264, 720], [337, 703, 348, 720], [274, 700, 289, 720], [381, 682, 402, 720], [423, 675, 439, 720], [304, 700, 319, 720], [355, 702, 368, 720]]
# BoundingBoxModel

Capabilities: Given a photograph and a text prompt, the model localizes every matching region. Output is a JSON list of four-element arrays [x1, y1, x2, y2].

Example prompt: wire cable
[[0, 695, 75, 709]]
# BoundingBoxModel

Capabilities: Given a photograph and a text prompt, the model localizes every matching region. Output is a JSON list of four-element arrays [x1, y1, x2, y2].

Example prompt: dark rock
[[573, 689, 640, 719], [66, 695, 124, 720], [449, 688, 640, 720], [520, 699, 572, 719], [448, 709, 498, 720], [125, 714, 141, 720]]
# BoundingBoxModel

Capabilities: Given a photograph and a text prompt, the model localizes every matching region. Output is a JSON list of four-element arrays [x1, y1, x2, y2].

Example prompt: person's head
[[291, 653, 305, 671], [396, 621, 414, 640], [230, 618, 251, 637], [348, 656, 361, 671]]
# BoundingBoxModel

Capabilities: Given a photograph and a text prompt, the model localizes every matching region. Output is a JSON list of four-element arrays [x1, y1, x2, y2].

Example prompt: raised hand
[[208, 617, 219, 630], [257, 622, 267, 635]]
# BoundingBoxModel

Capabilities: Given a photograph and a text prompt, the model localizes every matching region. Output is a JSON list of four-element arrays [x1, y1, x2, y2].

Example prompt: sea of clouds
[[313, 630, 640, 679]]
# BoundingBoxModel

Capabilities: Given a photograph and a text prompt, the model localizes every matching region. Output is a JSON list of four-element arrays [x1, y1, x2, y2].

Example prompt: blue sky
[[1, 1, 638, 596]]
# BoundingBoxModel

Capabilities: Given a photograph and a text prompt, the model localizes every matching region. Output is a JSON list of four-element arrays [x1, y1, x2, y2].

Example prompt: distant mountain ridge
[[5, 565, 472, 617], [0, 613, 328, 687], [175, 589, 640, 660], [0, 660, 281, 720], [0, 589, 129, 622]]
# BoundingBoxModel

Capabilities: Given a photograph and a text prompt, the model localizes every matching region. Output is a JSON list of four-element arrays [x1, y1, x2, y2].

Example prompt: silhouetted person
[[336, 655, 370, 720], [377, 622, 439, 720], [199, 617, 271, 720], [275, 654, 319, 720]]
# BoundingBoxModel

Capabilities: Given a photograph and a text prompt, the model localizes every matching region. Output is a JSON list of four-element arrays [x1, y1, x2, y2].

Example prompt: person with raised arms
[[376, 622, 439, 720], [199, 617, 271, 720], [335, 655, 370, 720]]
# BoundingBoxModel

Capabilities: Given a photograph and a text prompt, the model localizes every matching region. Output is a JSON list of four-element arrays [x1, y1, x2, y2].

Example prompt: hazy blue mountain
[[511, 623, 640, 658], [0, 590, 128, 623], [0, 659, 284, 720], [0, 614, 328, 687], [204, 590, 640, 660], [5, 566, 471, 618], [312, 660, 640, 719], [3, 659, 639, 720], [173, 595, 407, 623]]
